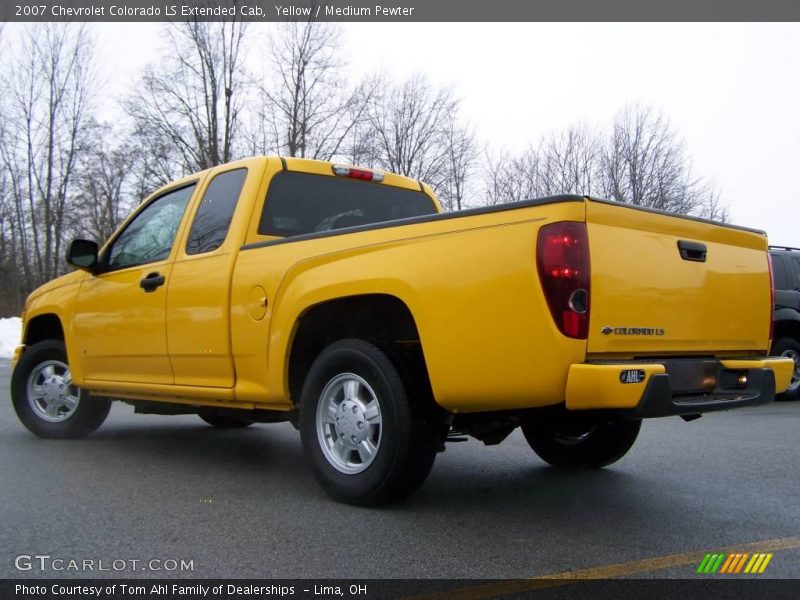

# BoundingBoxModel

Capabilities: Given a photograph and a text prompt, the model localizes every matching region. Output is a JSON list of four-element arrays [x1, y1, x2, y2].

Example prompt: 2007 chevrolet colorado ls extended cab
[[10, 156, 793, 505]]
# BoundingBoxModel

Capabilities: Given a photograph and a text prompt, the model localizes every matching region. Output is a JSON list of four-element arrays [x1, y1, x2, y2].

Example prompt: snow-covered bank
[[0, 317, 22, 359]]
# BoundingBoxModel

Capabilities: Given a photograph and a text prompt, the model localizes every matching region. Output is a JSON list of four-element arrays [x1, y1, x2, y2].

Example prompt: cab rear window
[[258, 171, 437, 238]]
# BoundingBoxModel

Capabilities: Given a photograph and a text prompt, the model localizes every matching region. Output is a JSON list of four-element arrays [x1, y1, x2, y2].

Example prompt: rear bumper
[[565, 357, 794, 418]]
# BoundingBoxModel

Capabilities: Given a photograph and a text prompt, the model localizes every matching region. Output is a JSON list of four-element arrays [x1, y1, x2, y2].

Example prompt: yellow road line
[[406, 535, 800, 600]]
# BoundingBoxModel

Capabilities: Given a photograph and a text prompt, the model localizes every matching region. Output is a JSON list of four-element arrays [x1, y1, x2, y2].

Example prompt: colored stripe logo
[[696, 552, 773, 574]]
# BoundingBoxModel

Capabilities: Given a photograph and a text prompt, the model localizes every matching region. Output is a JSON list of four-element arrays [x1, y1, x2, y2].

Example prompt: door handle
[[140, 272, 166, 292], [677, 240, 707, 262]]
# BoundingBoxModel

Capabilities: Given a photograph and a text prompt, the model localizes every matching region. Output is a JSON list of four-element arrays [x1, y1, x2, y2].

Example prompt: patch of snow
[[0, 317, 22, 360]]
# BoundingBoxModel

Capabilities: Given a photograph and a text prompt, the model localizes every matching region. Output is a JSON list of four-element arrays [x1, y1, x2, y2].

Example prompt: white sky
[[85, 23, 800, 245]]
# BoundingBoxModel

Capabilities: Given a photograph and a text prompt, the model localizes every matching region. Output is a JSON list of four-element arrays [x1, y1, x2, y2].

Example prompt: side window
[[107, 184, 195, 270], [791, 256, 800, 290], [186, 168, 247, 255], [772, 254, 789, 290]]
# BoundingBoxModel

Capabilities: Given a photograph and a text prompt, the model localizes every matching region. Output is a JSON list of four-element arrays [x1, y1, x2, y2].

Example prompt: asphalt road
[[1, 358, 799, 580]]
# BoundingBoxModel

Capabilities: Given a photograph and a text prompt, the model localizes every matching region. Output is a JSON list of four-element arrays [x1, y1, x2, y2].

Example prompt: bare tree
[[698, 186, 730, 222], [126, 19, 248, 186], [599, 105, 721, 217], [538, 124, 601, 196], [69, 122, 135, 243], [482, 107, 726, 221], [484, 146, 550, 205], [484, 149, 512, 206], [248, 21, 376, 161], [0, 24, 95, 296], [361, 74, 456, 189], [485, 125, 600, 205], [0, 144, 22, 314], [437, 116, 478, 211]]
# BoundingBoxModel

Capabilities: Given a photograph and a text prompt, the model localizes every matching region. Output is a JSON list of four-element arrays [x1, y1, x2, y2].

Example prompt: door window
[[107, 184, 195, 269]]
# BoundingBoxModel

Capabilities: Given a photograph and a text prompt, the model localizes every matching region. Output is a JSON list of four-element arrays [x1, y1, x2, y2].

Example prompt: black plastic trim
[[618, 368, 775, 419], [241, 194, 584, 251]]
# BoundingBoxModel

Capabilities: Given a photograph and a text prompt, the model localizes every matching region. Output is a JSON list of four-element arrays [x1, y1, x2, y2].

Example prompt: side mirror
[[66, 239, 99, 273]]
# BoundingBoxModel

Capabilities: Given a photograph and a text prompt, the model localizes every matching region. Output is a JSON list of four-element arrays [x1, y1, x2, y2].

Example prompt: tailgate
[[586, 200, 771, 356]]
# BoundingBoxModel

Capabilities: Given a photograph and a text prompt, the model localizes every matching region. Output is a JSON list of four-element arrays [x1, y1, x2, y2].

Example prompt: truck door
[[165, 165, 257, 388], [73, 183, 198, 385]]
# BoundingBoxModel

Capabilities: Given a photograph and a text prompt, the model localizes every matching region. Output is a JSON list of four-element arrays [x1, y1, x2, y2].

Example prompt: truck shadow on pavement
[[6, 417, 652, 507], [3, 415, 772, 573]]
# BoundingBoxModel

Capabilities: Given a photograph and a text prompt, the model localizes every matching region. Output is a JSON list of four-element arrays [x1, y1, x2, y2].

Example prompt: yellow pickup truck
[[10, 156, 793, 505]]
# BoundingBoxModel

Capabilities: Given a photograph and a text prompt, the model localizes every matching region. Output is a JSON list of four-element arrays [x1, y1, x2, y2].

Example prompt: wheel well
[[773, 320, 800, 349], [24, 314, 64, 346], [287, 295, 432, 405]]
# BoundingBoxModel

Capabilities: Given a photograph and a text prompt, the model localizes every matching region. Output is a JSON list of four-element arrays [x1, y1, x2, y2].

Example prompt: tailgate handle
[[677, 240, 707, 262]]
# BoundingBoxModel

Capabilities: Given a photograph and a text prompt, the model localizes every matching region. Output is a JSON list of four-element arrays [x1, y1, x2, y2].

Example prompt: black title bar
[[4, 579, 800, 600], [3, 0, 800, 22]]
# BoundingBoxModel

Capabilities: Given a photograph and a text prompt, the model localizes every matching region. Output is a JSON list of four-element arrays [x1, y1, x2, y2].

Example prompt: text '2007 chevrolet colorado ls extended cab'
[[10, 156, 793, 505]]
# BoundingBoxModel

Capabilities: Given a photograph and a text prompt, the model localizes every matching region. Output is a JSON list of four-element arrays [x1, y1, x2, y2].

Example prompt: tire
[[11, 340, 111, 439], [772, 337, 800, 401], [299, 338, 438, 506], [521, 417, 641, 469], [199, 414, 254, 428]]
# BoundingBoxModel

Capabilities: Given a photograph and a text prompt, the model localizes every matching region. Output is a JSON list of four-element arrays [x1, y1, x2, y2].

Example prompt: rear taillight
[[767, 253, 775, 343], [537, 222, 590, 339]]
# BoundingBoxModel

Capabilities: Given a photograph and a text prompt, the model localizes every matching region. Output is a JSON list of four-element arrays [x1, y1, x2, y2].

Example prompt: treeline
[[0, 22, 726, 315]]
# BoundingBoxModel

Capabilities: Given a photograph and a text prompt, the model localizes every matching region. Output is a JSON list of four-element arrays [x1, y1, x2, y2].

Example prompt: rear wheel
[[199, 414, 254, 428], [299, 338, 438, 506], [11, 340, 111, 439], [772, 337, 800, 401], [521, 417, 641, 469]]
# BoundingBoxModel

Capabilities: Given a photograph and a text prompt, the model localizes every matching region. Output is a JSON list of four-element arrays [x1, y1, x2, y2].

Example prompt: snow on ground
[[0, 317, 22, 359]]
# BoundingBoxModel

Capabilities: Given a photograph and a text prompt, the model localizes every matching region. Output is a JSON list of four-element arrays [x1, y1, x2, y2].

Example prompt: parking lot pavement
[[1, 357, 799, 580]]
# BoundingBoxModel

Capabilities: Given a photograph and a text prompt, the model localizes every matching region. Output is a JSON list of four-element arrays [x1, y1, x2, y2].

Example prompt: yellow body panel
[[232, 201, 586, 411], [18, 156, 780, 416], [721, 358, 794, 393], [165, 159, 268, 388], [566, 364, 667, 410], [76, 261, 176, 385], [22, 271, 85, 380], [586, 201, 771, 356]]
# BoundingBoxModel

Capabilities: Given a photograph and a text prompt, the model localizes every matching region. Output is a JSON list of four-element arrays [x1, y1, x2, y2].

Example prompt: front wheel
[[299, 339, 438, 506], [11, 340, 111, 439], [521, 417, 641, 469]]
